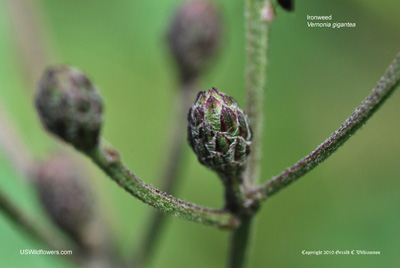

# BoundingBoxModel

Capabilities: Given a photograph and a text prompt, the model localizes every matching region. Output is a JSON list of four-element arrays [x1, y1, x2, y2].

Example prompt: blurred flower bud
[[277, 0, 294, 12], [35, 155, 93, 244], [35, 66, 103, 151], [34, 154, 94, 246], [35, 154, 113, 253], [187, 88, 251, 177], [167, 0, 221, 82]]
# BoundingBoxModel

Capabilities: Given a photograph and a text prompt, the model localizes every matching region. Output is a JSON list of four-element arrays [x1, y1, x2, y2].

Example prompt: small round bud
[[167, 0, 221, 82], [34, 154, 93, 246], [35, 66, 103, 151], [187, 88, 251, 176]]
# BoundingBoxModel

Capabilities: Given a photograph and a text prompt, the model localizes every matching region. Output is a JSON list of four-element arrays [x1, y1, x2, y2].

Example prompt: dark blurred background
[[0, 0, 399, 267]]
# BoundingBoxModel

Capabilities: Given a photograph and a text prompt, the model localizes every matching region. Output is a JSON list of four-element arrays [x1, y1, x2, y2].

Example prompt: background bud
[[187, 88, 251, 177], [34, 154, 94, 247], [35, 66, 103, 151], [167, 0, 221, 82]]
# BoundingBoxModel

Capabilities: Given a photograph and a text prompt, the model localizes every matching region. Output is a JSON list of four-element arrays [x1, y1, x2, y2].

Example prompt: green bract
[[187, 88, 251, 176]]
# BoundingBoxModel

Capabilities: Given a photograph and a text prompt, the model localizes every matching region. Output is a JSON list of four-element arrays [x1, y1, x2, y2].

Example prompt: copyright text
[[302, 250, 380, 256]]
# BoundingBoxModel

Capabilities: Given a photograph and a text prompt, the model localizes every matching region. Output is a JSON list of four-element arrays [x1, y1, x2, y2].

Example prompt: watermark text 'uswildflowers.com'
[[20, 249, 73, 256]]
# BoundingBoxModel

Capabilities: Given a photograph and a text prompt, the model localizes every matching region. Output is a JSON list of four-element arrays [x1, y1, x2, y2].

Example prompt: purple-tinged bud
[[35, 66, 103, 151], [34, 154, 93, 246], [187, 88, 251, 177], [167, 0, 221, 82]]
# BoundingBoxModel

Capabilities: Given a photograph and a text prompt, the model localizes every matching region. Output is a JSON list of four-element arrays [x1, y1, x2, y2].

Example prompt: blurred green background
[[1, 0, 400, 267]]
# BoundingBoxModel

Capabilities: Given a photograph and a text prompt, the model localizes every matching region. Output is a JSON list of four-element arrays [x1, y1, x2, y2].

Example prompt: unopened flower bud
[[34, 154, 93, 246], [187, 88, 251, 177], [167, 0, 221, 82], [35, 66, 103, 151]]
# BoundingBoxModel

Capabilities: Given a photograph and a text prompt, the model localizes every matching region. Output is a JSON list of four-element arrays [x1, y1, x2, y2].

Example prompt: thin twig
[[250, 52, 400, 201], [86, 140, 239, 229], [0, 187, 78, 262], [132, 79, 197, 267], [0, 103, 35, 178]]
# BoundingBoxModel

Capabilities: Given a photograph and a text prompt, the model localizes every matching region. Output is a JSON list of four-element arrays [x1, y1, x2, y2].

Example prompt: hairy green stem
[[244, 0, 273, 189], [227, 1, 274, 268], [86, 140, 238, 229], [132, 79, 197, 267], [250, 52, 400, 201]]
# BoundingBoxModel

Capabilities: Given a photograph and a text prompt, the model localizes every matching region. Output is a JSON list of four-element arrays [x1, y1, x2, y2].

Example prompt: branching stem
[[86, 140, 238, 229], [250, 52, 400, 201]]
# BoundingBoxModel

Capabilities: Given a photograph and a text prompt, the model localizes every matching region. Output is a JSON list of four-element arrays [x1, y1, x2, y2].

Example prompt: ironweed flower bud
[[167, 0, 221, 82], [35, 66, 103, 151], [34, 154, 93, 246], [187, 88, 251, 177]]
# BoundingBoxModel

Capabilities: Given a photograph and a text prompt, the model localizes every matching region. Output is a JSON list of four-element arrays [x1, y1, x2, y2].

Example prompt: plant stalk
[[250, 52, 400, 201], [86, 140, 238, 229], [244, 0, 274, 189], [226, 1, 274, 268], [227, 215, 254, 268]]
